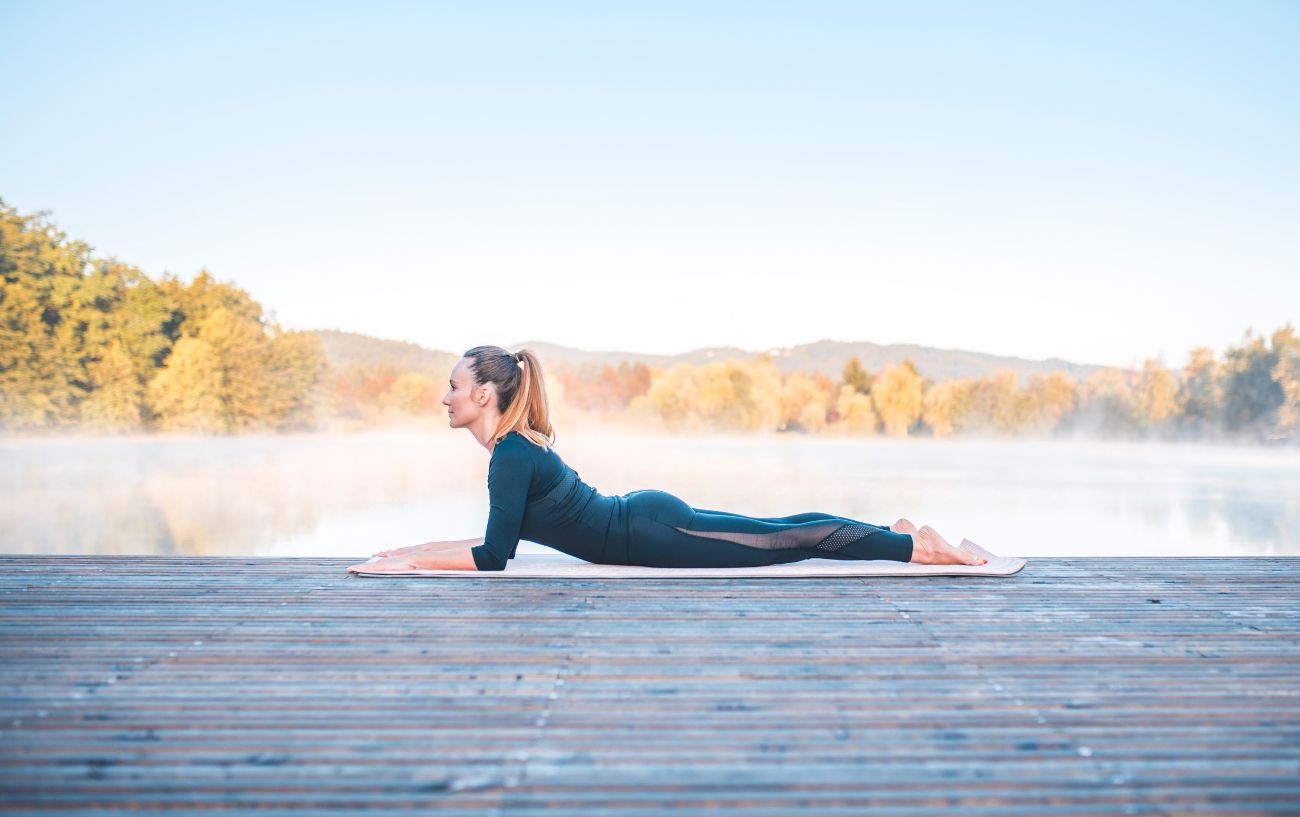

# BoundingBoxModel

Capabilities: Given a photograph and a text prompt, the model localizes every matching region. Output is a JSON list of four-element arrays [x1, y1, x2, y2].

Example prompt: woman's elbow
[[470, 548, 508, 571]]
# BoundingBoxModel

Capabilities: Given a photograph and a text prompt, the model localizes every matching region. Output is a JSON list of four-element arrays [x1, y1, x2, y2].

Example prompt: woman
[[346, 346, 985, 574]]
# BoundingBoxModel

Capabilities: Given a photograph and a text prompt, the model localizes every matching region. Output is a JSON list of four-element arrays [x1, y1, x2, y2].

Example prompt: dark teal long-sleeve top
[[471, 431, 622, 571]]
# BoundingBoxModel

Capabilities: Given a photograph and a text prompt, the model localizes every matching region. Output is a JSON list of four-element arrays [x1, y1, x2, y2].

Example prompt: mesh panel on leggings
[[815, 523, 882, 553], [671, 521, 845, 550]]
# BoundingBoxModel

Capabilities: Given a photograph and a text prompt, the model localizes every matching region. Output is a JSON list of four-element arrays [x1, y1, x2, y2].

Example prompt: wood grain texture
[[0, 555, 1297, 815]]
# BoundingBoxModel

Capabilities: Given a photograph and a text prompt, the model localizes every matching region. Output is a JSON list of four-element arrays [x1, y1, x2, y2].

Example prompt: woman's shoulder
[[494, 430, 553, 457]]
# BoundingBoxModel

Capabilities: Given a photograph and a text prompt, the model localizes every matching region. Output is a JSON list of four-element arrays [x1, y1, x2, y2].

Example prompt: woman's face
[[442, 358, 493, 429]]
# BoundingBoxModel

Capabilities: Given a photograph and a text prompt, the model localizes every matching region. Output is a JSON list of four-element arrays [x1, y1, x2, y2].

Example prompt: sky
[[1, 0, 1297, 369]]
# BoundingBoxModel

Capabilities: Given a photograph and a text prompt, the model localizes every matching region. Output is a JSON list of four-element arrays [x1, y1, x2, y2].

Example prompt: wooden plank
[[0, 555, 1296, 814]]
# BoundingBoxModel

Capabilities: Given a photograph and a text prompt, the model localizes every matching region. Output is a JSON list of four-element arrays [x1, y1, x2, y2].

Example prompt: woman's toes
[[953, 541, 987, 566]]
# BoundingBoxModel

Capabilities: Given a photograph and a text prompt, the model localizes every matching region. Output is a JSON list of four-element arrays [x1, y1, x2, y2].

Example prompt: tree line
[[624, 333, 1298, 443], [3, 198, 1296, 442], [1, 199, 329, 432]]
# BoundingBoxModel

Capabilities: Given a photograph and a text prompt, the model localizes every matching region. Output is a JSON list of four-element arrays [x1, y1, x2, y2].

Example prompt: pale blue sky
[[2, 0, 1296, 368]]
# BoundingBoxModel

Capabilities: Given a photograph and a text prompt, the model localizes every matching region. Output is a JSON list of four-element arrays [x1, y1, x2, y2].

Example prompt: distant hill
[[312, 330, 460, 376], [309, 331, 1111, 384], [514, 338, 1109, 383], [760, 338, 1104, 383]]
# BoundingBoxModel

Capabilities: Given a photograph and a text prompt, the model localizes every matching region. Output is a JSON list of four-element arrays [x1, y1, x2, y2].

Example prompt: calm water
[[3, 429, 1298, 558]]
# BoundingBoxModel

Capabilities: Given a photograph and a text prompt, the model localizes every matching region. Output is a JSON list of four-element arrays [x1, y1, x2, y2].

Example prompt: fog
[[3, 429, 1298, 558]]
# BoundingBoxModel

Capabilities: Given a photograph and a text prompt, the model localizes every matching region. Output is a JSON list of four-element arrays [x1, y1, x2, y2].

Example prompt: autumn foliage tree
[[5, 200, 1299, 443], [872, 361, 924, 437], [0, 199, 327, 434]]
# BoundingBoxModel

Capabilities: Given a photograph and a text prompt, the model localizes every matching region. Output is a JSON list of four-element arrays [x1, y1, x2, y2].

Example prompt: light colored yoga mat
[[348, 539, 1026, 578]]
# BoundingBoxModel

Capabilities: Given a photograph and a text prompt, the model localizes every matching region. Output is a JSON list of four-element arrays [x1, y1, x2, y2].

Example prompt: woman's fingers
[[350, 556, 418, 573], [380, 545, 420, 556]]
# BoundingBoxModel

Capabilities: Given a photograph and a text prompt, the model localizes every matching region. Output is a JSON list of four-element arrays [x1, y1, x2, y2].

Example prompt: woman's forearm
[[410, 545, 480, 570], [418, 536, 485, 551]]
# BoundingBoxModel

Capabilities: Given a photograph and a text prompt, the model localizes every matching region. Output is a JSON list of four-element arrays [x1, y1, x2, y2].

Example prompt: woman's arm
[[350, 536, 486, 573], [375, 536, 485, 558], [472, 441, 534, 571], [407, 545, 480, 570], [418, 536, 485, 551]]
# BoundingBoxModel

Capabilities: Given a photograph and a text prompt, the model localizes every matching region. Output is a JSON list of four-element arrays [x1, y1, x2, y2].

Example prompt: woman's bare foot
[[909, 525, 987, 566], [891, 517, 917, 535]]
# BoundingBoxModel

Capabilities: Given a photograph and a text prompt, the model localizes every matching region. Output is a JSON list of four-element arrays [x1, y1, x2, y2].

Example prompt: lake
[[3, 428, 1297, 558]]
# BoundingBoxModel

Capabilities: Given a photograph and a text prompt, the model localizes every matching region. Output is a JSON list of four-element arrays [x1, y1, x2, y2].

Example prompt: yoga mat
[[347, 539, 1026, 578]]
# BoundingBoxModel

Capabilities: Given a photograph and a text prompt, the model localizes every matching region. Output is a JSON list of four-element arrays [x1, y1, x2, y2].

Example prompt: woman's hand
[[372, 543, 426, 558], [347, 556, 421, 573]]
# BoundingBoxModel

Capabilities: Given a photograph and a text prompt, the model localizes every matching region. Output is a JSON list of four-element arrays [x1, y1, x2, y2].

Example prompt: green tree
[[0, 200, 94, 429], [196, 306, 275, 430], [91, 259, 177, 384], [156, 268, 264, 341], [1274, 342, 1300, 441], [263, 330, 330, 429], [841, 356, 872, 395], [1221, 328, 1289, 438], [147, 336, 225, 432], [80, 340, 145, 432]]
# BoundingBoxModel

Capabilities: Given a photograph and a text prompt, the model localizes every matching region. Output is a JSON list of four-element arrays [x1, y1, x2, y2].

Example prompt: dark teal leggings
[[622, 490, 914, 568]]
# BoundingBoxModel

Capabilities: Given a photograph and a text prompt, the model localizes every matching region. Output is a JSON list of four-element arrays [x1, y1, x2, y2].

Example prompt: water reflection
[[2, 430, 1297, 558]]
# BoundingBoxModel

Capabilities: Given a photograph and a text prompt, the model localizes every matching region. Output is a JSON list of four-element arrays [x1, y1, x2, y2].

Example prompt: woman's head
[[442, 346, 555, 449]]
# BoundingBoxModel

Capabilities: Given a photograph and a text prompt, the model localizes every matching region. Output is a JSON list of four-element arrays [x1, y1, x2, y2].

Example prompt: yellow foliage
[[262, 330, 330, 429], [1023, 371, 1077, 433], [1135, 359, 1178, 428], [922, 380, 971, 438], [964, 370, 1030, 434], [146, 336, 225, 432], [145, 309, 328, 433], [641, 359, 781, 432], [1178, 347, 1222, 429], [872, 362, 924, 437], [834, 384, 877, 434], [196, 307, 271, 430], [780, 373, 830, 432], [383, 371, 437, 414], [80, 341, 144, 432]]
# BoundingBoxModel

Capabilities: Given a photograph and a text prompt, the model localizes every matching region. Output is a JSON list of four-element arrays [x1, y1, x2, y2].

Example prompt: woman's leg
[[692, 508, 882, 525], [623, 490, 915, 568]]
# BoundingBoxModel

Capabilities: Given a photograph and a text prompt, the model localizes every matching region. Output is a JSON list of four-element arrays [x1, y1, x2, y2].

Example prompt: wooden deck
[[0, 555, 1297, 815]]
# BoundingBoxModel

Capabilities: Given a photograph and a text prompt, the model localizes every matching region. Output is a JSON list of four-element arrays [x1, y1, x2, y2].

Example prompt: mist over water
[[3, 430, 1297, 559]]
